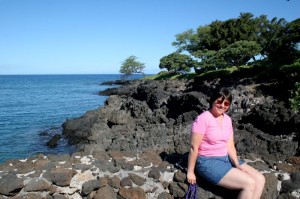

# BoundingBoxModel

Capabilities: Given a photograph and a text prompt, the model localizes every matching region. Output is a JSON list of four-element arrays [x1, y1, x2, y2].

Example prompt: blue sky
[[0, 0, 299, 75]]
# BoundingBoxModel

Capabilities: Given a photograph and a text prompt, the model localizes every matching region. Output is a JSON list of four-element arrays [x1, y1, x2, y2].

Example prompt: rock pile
[[0, 150, 179, 198], [1, 150, 300, 199]]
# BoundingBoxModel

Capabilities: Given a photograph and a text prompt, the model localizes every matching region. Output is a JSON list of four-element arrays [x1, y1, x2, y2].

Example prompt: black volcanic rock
[[62, 78, 299, 163], [46, 134, 62, 148]]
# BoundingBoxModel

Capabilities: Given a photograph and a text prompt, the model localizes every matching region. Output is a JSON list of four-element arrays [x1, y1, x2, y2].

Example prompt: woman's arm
[[227, 135, 240, 167], [187, 133, 203, 184]]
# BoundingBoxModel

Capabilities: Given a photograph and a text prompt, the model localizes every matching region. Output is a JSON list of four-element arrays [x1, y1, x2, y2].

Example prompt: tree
[[159, 52, 197, 74], [267, 18, 300, 65], [173, 13, 260, 57], [214, 40, 261, 69], [170, 12, 298, 71], [119, 56, 145, 78], [257, 16, 287, 61]]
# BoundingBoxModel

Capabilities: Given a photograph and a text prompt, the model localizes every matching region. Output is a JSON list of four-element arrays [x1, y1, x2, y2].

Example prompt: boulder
[[0, 173, 24, 196], [43, 168, 77, 187], [118, 187, 146, 199], [23, 178, 52, 192]]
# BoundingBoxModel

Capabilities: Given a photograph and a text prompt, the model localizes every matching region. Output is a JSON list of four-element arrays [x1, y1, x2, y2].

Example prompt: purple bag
[[185, 183, 197, 199]]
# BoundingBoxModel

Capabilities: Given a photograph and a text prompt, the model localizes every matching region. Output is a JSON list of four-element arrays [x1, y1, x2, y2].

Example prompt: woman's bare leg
[[218, 163, 265, 199], [240, 164, 265, 199], [218, 167, 256, 199]]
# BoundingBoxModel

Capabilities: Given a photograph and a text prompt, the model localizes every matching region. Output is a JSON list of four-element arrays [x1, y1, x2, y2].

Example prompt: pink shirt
[[192, 111, 233, 156]]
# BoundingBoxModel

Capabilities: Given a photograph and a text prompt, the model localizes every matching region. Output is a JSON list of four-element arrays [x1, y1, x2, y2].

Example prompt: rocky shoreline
[[0, 77, 299, 198]]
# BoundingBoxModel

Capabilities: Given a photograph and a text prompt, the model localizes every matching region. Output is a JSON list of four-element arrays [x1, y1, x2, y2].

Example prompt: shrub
[[289, 82, 300, 113]]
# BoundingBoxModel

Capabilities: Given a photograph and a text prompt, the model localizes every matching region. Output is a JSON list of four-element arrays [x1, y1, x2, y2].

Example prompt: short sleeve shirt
[[192, 111, 233, 156]]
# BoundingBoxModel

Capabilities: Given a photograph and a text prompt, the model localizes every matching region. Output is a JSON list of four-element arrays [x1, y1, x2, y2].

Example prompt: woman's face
[[211, 97, 230, 115]]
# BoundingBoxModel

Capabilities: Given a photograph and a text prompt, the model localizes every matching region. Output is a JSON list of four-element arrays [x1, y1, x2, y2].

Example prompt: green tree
[[267, 18, 300, 65], [172, 13, 263, 71], [171, 12, 298, 72], [159, 52, 197, 74], [173, 13, 260, 56], [257, 16, 288, 62], [214, 40, 261, 68], [119, 56, 145, 78]]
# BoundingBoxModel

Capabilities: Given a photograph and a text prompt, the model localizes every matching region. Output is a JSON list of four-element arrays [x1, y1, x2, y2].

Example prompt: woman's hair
[[209, 87, 232, 108]]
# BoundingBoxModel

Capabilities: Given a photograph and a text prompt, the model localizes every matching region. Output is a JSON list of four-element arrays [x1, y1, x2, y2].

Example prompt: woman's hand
[[187, 171, 197, 184], [187, 133, 203, 184], [236, 164, 247, 173]]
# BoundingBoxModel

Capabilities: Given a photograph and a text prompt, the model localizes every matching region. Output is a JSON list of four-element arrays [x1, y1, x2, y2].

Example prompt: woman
[[187, 87, 265, 199]]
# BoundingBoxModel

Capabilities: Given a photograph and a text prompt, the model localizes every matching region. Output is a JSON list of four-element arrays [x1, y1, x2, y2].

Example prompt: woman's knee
[[256, 172, 265, 186], [242, 177, 256, 191]]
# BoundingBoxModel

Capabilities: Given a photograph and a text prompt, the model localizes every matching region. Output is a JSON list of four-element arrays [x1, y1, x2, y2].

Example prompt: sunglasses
[[215, 99, 230, 107]]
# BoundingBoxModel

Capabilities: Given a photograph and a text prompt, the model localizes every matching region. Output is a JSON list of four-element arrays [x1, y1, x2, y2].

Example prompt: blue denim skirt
[[195, 155, 245, 185]]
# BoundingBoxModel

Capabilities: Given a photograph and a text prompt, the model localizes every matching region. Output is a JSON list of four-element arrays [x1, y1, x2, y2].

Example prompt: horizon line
[[0, 73, 155, 76]]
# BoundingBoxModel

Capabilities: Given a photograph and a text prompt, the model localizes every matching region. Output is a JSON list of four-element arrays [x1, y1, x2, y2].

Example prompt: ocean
[[0, 74, 142, 163]]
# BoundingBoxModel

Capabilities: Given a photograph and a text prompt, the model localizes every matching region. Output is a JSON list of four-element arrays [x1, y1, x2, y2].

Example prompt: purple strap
[[185, 184, 197, 199]]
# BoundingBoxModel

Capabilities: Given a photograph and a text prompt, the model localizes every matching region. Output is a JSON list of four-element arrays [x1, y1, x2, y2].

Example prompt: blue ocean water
[[0, 74, 142, 163]]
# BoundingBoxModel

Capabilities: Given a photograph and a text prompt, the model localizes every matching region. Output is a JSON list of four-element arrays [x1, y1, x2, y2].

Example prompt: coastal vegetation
[[119, 55, 145, 78], [163, 13, 299, 73], [149, 13, 300, 112]]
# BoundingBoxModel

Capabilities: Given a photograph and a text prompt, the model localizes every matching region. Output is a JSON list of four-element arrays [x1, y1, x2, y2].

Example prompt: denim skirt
[[195, 155, 245, 185]]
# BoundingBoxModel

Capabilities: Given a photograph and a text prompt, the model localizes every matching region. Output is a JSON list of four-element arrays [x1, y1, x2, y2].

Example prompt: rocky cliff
[[64, 77, 299, 163]]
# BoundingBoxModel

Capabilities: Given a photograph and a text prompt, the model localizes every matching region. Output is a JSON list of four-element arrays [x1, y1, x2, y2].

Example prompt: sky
[[0, 0, 299, 75]]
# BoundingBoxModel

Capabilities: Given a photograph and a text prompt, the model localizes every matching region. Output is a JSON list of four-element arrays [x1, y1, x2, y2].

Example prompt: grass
[[144, 66, 244, 81]]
